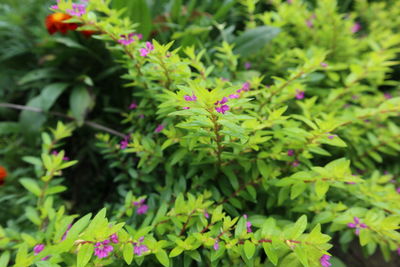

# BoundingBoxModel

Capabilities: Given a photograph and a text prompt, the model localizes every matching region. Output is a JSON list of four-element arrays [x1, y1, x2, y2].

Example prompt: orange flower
[[0, 166, 7, 186], [45, 12, 78, 35]]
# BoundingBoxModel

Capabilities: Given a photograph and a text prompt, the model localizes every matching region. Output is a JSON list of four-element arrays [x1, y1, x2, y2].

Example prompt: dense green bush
[[1, 0, 400, 266]]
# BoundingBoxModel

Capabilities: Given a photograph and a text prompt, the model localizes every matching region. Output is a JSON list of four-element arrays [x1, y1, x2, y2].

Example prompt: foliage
[[1, 0, 400, 266]]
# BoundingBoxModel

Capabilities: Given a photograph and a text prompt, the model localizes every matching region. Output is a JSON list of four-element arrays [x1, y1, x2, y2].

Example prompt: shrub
[[0, 0, 400, 266]]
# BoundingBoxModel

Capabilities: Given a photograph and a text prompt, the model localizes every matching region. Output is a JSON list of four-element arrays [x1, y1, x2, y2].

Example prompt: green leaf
[[290, 182, 307, 199], [315, 181, 329, 199], [19, 178, 41, 196], [263, 243, 278, 266], [77, 243, 93, 267], [67, 213, 92, 240], [244, 240, 256, 259], [70, 86, 92, 125], [294, 246, 309, 267], [257, 160, 270, 179], [0, 251, 10, 267], [169, 247, 183, 257], [155, 250, 170, 267], [123, 243, 134, 264], [233, 26, 281, 56]]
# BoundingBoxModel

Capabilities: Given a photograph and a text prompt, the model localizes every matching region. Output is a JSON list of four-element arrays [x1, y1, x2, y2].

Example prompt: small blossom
[[295, 89, 305, 100], [138, 114, 145, 119], [183, 107, 190, 110], [118, 33, 142, 46], [66, 3, 87, 17], [184, 94, 197, 101], [347, 217, 367, 235], [292, 160, 300, 167], [238, 82, 250, 93], [139, 42, 154, 57], [327, 133, 336, 139], [120, 136, 129, 150], [129, 102, 138, 109], [243, 214, 248, 219], [320, 254, 332, 267], [244, 62, 251, 69], [110, 233, 119, 244], [306, 19, 314, 28], [215, 105, 230, 114], [321, 62, 328, 68], [384, 93, 392, 99], [133, 237, 148, 256], [133, 199, 149, 215], [246, 221, 252, 233], [94, 240, 114, 259], [396, 187, 400, 194], [34, 244, 45, 255], [52, 151, 69, 161], [155, 124, 164, 133], [213, 240, 219, 251], [45, 13, 78, 35], [397, 247, 400, 256], [204, 211, 210, 219], [351, 22, 361, 33], [287, 150, 295, 156], [229, 94, 240, 99]]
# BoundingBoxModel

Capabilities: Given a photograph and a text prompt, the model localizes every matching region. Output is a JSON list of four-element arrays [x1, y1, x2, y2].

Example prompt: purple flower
[[321, 62, 328, 68], [397, 248, 400, 256], [34, 244, 45, 255], [237, 82, 250, 93], [52, 151, 69, 161], [306, 19, 314, 28], [351, 22, 361, 33], [50, 0, 60, 9], [327, 133, 336, 139], [94, 240, 114, 259], [118, 33, 142, 46], [215, 105, 230, 114], [184, 94, 197, 101], [62, 224, 72, 241], [138, 114, 145, 119], [66, 3, 87, 17], [243, 214, 248, 219], [139, 42, 154, 57], [287, 150, 295, 156], [155, 124, 164, 133], [292, 160, 300, 167], [287, 0, 293, 3], [347, 217, 367, 235], [295, 89, 305, 100], [213, 240, 219, 251], [133, 237, 148, 256], [396, 188, 400, 194], [133, 199, 149, 215], [110, 233, 119, 244], [384, 93, 392, 99], [246, 221, 252, 233], [120, 136, 129, 150], [244, 62, 251, 69], [183, 107, 190, 110], [129, 101, 138, 109], [320, 254, 332, 267], [229, 94, 240, 99]]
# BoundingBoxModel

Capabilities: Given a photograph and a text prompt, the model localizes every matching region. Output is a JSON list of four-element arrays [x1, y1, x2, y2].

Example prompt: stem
[[210, 114, 223, 168], [0, 102, 126, 138]]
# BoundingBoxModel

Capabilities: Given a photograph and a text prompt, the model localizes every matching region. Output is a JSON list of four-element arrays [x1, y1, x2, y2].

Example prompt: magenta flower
[[320, 254, 332, 267], [50, 0, 60, 9], [397, 248, 400, 256], [287, 150, 295, 156], [384, 93, 392, 99], [229, 94, 240, 99], [237, 82, 250, 93], [246, 221, 252, 233], [133, 237, 148, 256], [66, 3, 87, 17], [133, 199, 149, 215], [321, 62, 328, 68], [184, 94, 197, 101], [215, 105, 229, 114], [183, 107, 190, 110], [204, 211, 210, 219], [351, 22, 361, 33], [118, 33, 142, 46], [396, 187, 400, 194], [244, 62, 251, 69], [213, 240, 219, 251], [306, 19, 314, 28], [34, 244, 45, 255], [347, 217, 367, 235], [139, 42, 154, 57], [120, 136, 129, 150], [292, 160, 300, 167], [94, 240, 114, 259], [327, 133, 336, 139], [62, 224, 72, 241], [295, 89, 305, 100], [129, 102, 138, 109], [110, 233, 119, 244], [155, 124, 164, 133]]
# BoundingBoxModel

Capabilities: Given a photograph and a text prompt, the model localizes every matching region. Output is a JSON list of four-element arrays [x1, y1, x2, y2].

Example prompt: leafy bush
[[1, 0, 400, 266]]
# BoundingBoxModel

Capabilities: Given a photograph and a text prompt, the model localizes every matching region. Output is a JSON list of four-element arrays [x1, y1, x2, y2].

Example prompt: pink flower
[[396, 188, 400, 194], [306, 19, 314, 28], [184, 94, 197, 101], [120, 136, 129, 150], [129, 102, 138, 109], [229, 94, 240, 99], [292, 160, 300, 167], [133, 237, 148, 256], [155, 124, 164, 133], [133, 199, 149, 215], [295, 89, 305, 100], [34, 244, 45, 255], [320, 254, 332, 267], [351, 22, 361, 33], [384, 93, 392, 99], [183, 107, 190, 110], [237, 82, 250, 93], [204, 211, 209, 219], [287, 150, 294, 156], [213, 240, 219, 250], [139, 42, 154, 57], [110, 233, 119, 244], [94, 240, 114, 259], [244, 62, 251, 69], [215, 105, 229, 114], [52, 151, 69, 161], [321, 62, 328, 68], [397, 248, 400, 256], [246, 221, 252, 233], [66, 3, 87, 17], [347, 217, 367, 235]]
